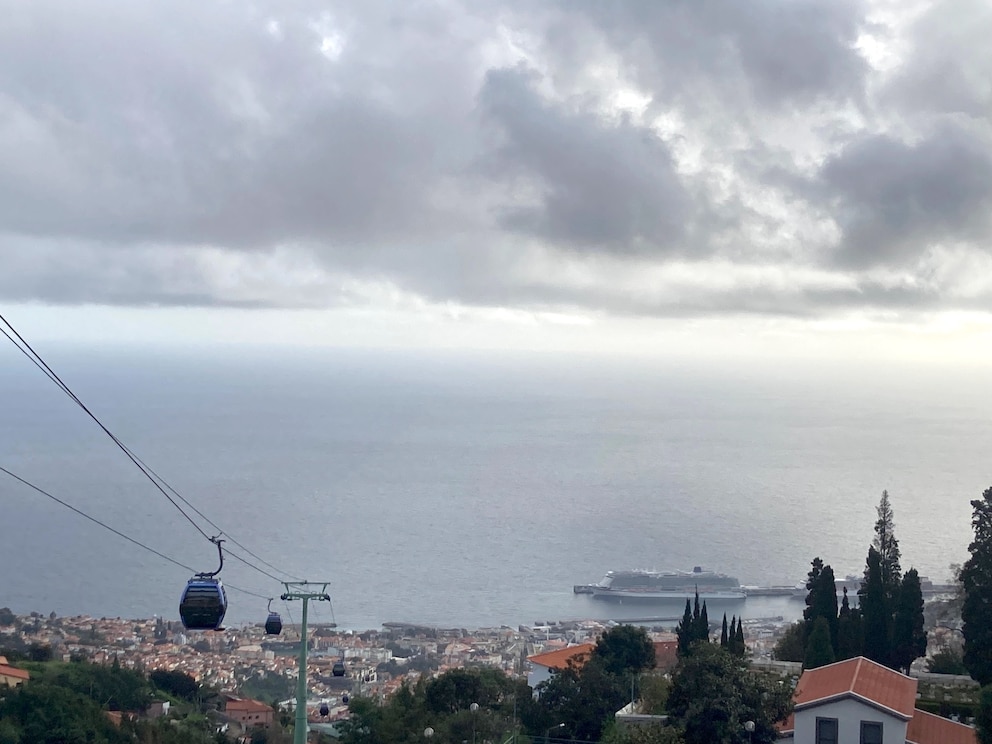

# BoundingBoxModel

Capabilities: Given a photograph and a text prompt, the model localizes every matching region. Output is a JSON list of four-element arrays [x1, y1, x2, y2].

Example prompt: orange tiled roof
[[653, 641, 678, 671], [0, 664, 30, 681], [794, 657, 917, 720], [527, 643, 594, 669], [907, 709, 978, 744], [226, 698, 273, 713]]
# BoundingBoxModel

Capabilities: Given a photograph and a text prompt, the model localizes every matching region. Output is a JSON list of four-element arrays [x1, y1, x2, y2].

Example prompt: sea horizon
[[2, 344, 985, 630]]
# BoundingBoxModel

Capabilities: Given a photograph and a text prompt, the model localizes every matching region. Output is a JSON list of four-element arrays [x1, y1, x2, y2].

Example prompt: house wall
[[528, 664, 552, 693], [0, 670, 28, 687], [794, 698, 906, 744]]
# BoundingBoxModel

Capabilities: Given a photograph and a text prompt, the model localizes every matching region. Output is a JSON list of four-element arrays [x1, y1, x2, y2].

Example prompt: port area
[[573, 584, 796, 597], [573, 583, 958, 598], [742, 586, 800, 597]]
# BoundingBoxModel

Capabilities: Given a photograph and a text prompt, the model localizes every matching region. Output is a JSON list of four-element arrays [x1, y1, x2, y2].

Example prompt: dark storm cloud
[[817, 122, 992, 268], [1, 0, 992, 318], [477, 66, 692, 254]]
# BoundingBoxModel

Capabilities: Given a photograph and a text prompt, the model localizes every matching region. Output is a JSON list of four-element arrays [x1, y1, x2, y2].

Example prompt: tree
[[890, 568, 927, 673], [804, 618, 835, 670], [676, 600, 693, 657], [676, 596, 709, 655], [149, 669, 200, 701], [836, 589, 863, 661], [804, 559, 838, 656], [772, 622, 805, 663], [873, 490, 902, 593], [732, 618, 746, 657], [720, 615, 729, 648], [593, 625, 655, 677], [927, 646, 967, 676], [536, 658, 629, 742], [667, 644, 792, 744], [696, 603, 709, 644], [0, 682, 131, 744], [859, 546, 890, 666], [977, 684, 992, 744], [963, 487, 992, 685], [27, 643, 52, 662]]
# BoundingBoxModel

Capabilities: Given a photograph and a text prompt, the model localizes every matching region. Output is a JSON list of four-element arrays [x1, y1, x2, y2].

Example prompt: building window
[[816, 717, 838, 744], [861, 721, 883, 744]]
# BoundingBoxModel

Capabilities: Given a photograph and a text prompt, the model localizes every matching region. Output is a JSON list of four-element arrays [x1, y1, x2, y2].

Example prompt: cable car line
[[0, 465, 271, 601], [0, 313, 303, 583], [0, 318, 213, 542], [224, 549, 285, 583]]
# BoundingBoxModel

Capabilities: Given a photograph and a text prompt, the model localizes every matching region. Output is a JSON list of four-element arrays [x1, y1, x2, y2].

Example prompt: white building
[[526, 643, 593, 693], [778, 656, 976, 744]]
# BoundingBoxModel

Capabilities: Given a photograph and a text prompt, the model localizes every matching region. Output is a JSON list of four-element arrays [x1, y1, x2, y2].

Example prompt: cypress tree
[[697, 602, 710, 643], [836, 588, 863, 660], [805, 617, 836, 669], [734, 617, 746, 657], [839, 586, 850, 620], [860, 546, 890, 665], [891, 568, 927, 673], [720, 614, 729, 648], [804, 558, 839, 655], [677, 599, 693, 657], [963, 486, 992, 685]]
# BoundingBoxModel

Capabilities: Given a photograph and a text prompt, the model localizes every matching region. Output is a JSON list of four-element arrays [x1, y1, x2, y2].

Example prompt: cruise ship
[[574, 566, 746, 602]]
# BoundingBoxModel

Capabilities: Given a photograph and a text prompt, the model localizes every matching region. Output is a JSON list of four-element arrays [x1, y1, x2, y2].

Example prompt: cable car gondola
[[264, 599, 282, 635], [332, 660, 346, 677], [180, 538, 228, 631], [319, 703, 329, 717]]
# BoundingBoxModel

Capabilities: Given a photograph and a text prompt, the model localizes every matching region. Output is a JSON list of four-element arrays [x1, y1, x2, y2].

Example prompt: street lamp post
[[744, 719, 755, 744], [546, 722, 564, 744], [470, 702, 479, 744]]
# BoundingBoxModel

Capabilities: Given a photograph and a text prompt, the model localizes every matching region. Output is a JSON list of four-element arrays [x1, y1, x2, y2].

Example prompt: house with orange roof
[[223, 696, 274, 730], [527, 643, 594, 691], [0, 656, 30, 688], [778, 656, 976, 744]]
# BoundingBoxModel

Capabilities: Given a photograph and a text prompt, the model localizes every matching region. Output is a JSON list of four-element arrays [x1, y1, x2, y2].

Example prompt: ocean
[[1, 344, 988, 630]]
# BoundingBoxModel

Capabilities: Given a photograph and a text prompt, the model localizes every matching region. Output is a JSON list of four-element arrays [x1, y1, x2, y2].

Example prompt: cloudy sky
[[2, 0, 992, 360]]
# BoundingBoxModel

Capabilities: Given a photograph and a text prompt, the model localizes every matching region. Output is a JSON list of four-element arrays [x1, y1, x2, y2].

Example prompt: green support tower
[[281, 581, 332, 744]]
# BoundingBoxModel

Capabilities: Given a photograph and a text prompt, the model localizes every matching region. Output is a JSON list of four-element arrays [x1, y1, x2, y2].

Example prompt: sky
[[2, 0, 992, 363]]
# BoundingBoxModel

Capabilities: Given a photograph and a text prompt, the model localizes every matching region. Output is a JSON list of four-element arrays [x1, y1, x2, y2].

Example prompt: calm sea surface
[[1, 345, 989, 630]]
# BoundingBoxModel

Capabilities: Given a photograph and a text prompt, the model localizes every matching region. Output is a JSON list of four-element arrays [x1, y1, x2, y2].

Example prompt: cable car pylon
[[280, 581, 331, 744]]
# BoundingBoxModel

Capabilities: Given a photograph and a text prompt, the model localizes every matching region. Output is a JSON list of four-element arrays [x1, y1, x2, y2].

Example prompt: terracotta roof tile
[[652, 641, 678, 671], [907, 709, 977, 744], [0, 664, 30, 681], [794, 657, 916, 719], [226, 698, 273, 713], [527, 643, 594, 670]]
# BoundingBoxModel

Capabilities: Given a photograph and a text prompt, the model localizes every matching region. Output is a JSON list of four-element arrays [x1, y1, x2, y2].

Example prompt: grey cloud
[[477, 66, 693, 254], [817, 121, 992, 268], [883, 0, 992, 118], [0, 0, 991, 322], [555, 0, 868, 108], [0, 0, 482, 250]]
